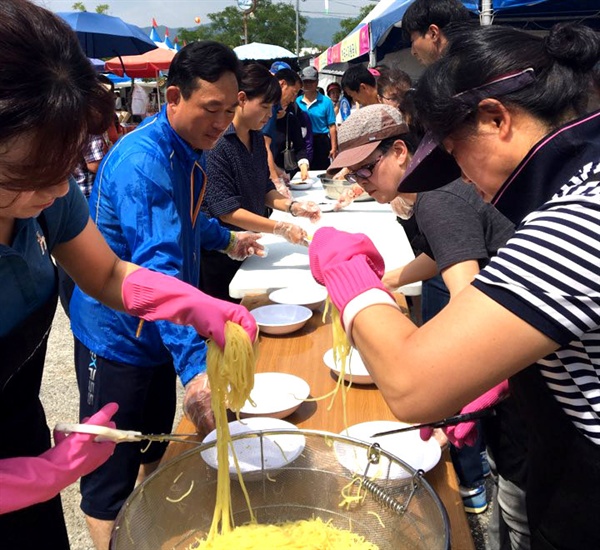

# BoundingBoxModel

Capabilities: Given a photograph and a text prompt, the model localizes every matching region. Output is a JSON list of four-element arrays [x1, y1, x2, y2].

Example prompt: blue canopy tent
[[318, 0, 599, 71]]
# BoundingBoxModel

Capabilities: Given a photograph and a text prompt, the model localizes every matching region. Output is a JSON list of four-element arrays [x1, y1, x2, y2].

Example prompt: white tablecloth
[[228, 172, 421, 299]]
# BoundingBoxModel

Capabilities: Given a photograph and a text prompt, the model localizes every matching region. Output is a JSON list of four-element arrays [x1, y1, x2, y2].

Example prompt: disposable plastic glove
[[289, 200, 321, 222], [121, 268, 257, 348], [334, 184, 366, 211], [273, 221, 308, 245], [225, 231, 265, 261], [272, 177, 291, 199], [182, 373, 214, 438], [309, 227, 397, 328], [298, 161, 309, 181], [420, 381, 510, 448], [0, 402, 118, 514]]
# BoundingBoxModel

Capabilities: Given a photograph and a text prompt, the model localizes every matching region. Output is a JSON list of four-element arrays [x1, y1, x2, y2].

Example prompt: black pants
[[311, 133, 332, 170], [199, 248, 242, 303]]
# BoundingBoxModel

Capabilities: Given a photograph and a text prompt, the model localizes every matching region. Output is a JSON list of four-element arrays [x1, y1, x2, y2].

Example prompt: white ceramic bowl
[[336, 420, 442, 480], [322, 348, 373, 385], [251, 304, 313, 335], [288, 177, 316, 190], [269, 285, 328, 311], [201, 417, 306, 480], [240, 372, 310, 419]]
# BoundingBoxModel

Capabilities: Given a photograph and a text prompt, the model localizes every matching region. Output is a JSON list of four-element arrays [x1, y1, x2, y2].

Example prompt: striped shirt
[[473, 161, 600, 445]]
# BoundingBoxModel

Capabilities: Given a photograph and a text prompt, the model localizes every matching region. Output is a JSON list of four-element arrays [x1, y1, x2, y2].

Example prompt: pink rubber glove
[[309, 227, 396, 324], [0, 403, 118, 514], [121, 268, 257, 348], [182, 373, 215, 438], [273, 221, 307, 245], [225, 231, 265, 261], [420, 381, 510, 448], [290, 201, 321, 222]]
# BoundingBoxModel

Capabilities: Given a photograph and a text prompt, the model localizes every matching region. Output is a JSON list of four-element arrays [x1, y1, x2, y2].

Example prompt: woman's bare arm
[[351, 284, 559, 423]]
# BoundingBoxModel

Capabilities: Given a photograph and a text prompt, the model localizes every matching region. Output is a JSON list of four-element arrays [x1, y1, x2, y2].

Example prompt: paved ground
[[41, 306, 491, 549]]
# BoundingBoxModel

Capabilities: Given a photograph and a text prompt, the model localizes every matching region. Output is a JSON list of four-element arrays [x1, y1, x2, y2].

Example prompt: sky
[[34, 0, 376, 28]]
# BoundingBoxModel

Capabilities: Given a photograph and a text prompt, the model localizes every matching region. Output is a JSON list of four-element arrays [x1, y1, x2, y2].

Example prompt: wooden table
[[162, 295, 474, 549]]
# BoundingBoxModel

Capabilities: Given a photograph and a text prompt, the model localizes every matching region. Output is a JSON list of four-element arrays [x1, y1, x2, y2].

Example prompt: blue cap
[[270, 61, 292, 74]]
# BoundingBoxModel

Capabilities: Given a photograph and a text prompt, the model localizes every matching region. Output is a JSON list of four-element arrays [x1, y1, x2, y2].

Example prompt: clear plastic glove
[[272, 177, 291, 199], [290, 200, 321, 222], [420, 381, 510, 448], [225, 231, 265, 261], [122, 268, 258, 348], [334, 184, 366, 211], [0, 403, 118, 514], [299, 163, 309, 181], [182, 373, 214, 438], [273, 221, 307, 245], [309, 227, 395, 322]]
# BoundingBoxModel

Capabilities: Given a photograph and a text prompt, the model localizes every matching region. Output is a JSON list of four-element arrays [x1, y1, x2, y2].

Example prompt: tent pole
[[368, 22, 376, 67], [480, 0, 493, 26]]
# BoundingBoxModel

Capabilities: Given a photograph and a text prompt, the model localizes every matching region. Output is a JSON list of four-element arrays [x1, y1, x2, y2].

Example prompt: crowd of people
[[1, 0, 598, 549]]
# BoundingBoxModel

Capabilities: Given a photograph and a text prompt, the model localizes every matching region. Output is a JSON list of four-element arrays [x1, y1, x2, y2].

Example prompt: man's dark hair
[[0, 0, 114, 191], [341, 64, 376, 92], [167, 41, 242, 99], [239, 63, 282, 104], [275, 68, 301, 86], [402, 0, 472, 40], [377, 66, 413, 103]]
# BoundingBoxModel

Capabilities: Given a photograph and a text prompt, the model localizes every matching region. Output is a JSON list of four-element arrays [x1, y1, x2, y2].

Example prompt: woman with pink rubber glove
[[0, 3, 255, 548], [309, 24, 600, 549]]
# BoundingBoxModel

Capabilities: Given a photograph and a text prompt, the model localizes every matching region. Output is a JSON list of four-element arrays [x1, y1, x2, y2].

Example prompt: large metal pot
[[317, 173, 373, 202], [111, 429, 449, 550]]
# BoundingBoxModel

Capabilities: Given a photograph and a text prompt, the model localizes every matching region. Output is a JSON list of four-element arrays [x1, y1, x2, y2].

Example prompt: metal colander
[[110, 429, 449, 549]]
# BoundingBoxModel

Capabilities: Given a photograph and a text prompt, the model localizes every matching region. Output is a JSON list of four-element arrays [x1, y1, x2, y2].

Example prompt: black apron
[[0, 282, 70, 548], [509, 367, 600, 550]]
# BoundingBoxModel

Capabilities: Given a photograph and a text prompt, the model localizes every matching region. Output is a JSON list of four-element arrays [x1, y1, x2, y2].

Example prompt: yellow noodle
[[367, 511, 385, 528], [166, 480, 194, 503], [205, 322, 257, 540], [190, 517, 379, 549]]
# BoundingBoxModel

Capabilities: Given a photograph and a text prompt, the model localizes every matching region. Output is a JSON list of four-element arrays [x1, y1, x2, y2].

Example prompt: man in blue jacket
[[69, 41, 262, 549]]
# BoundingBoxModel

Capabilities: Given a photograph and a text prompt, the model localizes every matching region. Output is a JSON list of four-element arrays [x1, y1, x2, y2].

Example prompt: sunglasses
[[346, 156, 382, 184]]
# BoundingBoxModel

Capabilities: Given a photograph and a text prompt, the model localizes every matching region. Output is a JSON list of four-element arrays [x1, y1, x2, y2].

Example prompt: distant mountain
[[143, 16, 344, 50]]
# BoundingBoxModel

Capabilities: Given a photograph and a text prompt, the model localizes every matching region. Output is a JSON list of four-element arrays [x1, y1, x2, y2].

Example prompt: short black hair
[[402, 0, 472, 40], [275, 68, 301, 86], [341, 64, 377, 92], [167, 41, 242, 100], [240, 63, 282, 104], [0, 0, 114, 191]]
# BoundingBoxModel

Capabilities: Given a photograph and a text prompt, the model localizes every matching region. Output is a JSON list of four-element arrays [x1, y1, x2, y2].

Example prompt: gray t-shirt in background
[[414, 179, 515, 272]]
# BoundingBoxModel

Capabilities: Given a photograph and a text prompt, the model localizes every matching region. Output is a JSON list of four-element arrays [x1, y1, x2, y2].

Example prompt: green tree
[[178, 0, 307, 51], [71, 2, 110, 13], [331, 3, 375, 45]]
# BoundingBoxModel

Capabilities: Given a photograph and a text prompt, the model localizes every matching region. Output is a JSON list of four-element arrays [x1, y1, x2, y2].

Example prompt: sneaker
[[459, 484, 488, 514], [481, 451, 492, 478]]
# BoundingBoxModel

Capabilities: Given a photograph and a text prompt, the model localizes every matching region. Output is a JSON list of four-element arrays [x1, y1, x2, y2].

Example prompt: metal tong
[[371, 409, 494, 438], [54, 423, 200, 445]]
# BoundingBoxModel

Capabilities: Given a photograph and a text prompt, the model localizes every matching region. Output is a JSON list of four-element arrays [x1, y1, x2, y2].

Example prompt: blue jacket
[[70, 107, 231, 385]]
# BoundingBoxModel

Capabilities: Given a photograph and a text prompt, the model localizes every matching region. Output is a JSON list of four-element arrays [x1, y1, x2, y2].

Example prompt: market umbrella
[[233, 42, 296, 61], [57, 11, 157, 58], [105, 48, 175, 79]]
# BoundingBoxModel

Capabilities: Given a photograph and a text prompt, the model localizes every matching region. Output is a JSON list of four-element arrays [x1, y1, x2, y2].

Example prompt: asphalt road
[[40, 306, 490, 549]]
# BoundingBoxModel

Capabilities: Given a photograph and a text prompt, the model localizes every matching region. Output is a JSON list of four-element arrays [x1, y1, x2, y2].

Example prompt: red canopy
[[105, 47, 175, 78]]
